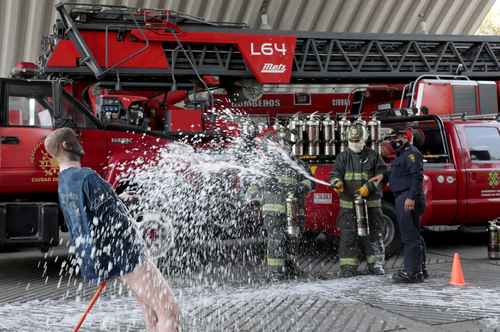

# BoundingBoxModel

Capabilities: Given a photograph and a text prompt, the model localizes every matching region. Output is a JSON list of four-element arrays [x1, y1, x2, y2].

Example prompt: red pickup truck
[[291, 113, 500, 258], [383, 115, 500, 254]]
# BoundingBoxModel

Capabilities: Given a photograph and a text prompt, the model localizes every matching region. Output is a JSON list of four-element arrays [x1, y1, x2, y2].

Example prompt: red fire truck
[[2, 2, 500, 257]]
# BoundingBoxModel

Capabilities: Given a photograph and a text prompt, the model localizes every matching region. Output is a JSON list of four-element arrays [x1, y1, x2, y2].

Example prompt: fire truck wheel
[[381, 203, 400, 258]]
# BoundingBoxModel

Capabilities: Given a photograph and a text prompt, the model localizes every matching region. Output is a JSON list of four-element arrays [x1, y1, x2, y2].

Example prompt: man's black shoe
[[392, 270, 424, 283], [422, 268, 429, 279]]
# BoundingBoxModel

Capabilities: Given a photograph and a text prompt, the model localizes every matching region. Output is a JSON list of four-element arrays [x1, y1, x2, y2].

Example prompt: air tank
[[338, 116, 351, 152], [367, 115, 381, 153], [322, 115, 336, 156], [288, 115, 304, 156], [354, 194, 369, 237], [306, 114, 320, 155], [286, 193, 300, 237], [488, 220, 500, 260]]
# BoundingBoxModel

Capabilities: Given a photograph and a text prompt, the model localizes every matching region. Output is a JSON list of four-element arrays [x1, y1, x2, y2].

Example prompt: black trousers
[[395, 192, 426, 274]]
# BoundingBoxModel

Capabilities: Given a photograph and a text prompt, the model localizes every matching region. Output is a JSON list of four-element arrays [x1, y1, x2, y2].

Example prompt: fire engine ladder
[[44, 2, 500, 83]]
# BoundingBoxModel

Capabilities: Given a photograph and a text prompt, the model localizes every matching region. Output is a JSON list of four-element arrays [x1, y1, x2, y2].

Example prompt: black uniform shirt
[[388, 143, 424, 199]]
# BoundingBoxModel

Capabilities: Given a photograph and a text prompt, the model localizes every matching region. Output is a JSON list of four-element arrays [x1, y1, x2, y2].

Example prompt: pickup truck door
[[423, 163, 458, 225], [420, 121, 458, 225], [461, 125, 500, 222], [0, 80, 58, 194]]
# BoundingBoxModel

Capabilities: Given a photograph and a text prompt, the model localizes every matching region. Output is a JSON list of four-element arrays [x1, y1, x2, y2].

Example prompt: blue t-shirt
[[58, 167, 142, 282]]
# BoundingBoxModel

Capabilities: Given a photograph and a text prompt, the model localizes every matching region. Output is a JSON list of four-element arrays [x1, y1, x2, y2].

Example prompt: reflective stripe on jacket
[[331, 147, 386, 203]]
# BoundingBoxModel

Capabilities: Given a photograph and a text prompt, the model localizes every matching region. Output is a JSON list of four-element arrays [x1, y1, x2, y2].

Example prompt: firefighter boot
[[392, 270, 424, 283], [284, 259, 305, 279], [367, 263, 385, 276], [266, 265, 286, 282], [338, 265, 358, 278]]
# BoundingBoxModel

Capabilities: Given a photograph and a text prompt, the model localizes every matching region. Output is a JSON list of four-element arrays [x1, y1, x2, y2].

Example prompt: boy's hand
[[119, 191, 137, 203]]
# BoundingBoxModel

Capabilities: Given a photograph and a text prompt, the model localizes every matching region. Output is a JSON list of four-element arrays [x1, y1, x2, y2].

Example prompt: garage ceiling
[[0, 0, 495, 77]]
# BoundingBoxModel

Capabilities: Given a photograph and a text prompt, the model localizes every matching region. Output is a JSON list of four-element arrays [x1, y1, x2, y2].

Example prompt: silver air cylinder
[[354, 194, 369, 237], [488, 220, 500, 260], [307, 115, 320, 155], [322, 116, 336, 156], [286, 193, 300, 237], [273, 123, 287, 146], [288, 116, 304, 156], [338, 116, 351, 152], [367, 115, 381, 154]]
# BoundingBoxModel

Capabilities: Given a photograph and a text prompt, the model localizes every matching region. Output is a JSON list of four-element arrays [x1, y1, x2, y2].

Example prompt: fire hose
[[72, 282, 107, 332]]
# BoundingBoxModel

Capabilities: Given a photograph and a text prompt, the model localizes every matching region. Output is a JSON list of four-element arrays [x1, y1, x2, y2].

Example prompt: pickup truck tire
[[381, 203, 400, 258]]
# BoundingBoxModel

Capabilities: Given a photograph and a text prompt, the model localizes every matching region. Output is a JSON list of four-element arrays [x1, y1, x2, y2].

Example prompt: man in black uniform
[[330, 123, 387, 277], [383, 128, 427, 283]]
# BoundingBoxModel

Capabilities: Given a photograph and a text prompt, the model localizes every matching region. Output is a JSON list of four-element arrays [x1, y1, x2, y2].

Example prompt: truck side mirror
[[470, 147, 491, 161]]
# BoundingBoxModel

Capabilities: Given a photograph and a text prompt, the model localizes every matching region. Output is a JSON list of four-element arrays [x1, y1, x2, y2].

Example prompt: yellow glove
[[357, 185, 369, 198], [331, 180, 344, 193]]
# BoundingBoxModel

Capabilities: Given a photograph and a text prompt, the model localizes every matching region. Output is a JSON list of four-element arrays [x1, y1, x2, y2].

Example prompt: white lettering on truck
[[261, 63, 287, 73], [250, 43, 287, 56], [231, 99, 281, 108]]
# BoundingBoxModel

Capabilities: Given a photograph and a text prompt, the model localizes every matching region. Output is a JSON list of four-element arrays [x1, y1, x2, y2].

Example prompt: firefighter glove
[[331, 179, 344, 193], [357, 185, 369, 198]]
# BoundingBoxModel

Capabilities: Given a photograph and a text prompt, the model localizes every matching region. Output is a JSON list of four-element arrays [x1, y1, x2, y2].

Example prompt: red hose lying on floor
[[72, 282, 107, 332]]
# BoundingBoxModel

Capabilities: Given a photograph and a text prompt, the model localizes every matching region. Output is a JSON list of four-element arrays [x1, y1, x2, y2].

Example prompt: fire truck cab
[[0, 78, 168, 250]]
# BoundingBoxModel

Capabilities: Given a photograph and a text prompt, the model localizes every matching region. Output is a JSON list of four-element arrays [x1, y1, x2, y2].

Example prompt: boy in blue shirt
[[45, 127, 179, 332]]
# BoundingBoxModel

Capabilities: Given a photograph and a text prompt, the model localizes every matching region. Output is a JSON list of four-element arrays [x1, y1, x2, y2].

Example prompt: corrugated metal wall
[[0, 0, 494, 77]]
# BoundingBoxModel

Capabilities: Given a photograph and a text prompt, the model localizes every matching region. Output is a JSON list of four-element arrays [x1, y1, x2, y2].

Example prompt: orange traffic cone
[[449, 253, 465, 286]]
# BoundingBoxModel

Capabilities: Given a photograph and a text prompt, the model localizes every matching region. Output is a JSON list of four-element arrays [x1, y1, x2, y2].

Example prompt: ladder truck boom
[[41, 2, 500, 84]]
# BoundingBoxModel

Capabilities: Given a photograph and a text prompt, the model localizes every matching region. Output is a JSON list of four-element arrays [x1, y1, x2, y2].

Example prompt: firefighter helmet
[[346, 123, 367, 143]]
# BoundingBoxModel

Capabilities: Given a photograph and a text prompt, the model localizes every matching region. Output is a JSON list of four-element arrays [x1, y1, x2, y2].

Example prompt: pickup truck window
[[6, 84, 53, 128], [55, 93, 97, 129], [464, 126, 500, 161], [384, 119, 449, 163]]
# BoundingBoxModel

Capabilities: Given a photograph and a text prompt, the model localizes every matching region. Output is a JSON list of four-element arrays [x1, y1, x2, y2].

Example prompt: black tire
[[381, 202, 400, 258]]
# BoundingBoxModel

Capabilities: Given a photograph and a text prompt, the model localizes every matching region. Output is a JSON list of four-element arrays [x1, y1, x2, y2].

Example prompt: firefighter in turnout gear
[[330, 123, 387, 277], [259, 127, 312, 280]]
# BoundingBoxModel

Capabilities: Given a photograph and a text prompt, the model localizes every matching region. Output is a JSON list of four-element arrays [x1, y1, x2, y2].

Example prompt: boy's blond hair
[[44, 127, 85, 161]]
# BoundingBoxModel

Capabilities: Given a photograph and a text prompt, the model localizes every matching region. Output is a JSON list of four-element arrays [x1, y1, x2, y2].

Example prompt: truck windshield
[[56, 92, 98, 129]]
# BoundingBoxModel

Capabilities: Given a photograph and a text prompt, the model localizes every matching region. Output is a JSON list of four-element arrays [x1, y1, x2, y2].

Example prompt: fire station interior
[[2, 1, 500, 330]]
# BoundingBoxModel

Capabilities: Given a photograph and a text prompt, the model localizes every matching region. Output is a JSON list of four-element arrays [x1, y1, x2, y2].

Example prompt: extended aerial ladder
[[41, 2, 500, 87]]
